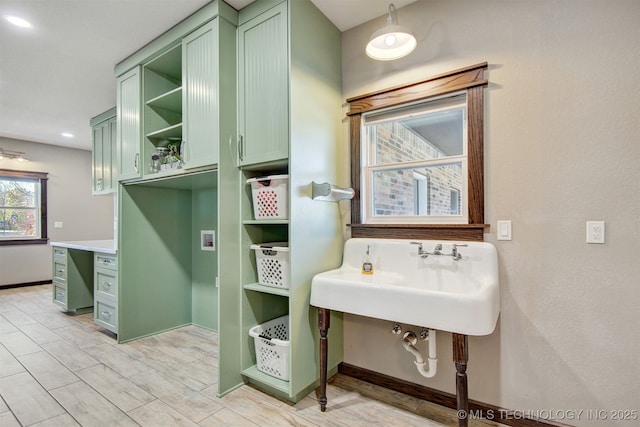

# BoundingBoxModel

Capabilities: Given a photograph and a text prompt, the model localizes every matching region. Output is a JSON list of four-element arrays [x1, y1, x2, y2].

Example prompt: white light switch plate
[[54, 221, 63, 229], [497, 220, 512, 241]]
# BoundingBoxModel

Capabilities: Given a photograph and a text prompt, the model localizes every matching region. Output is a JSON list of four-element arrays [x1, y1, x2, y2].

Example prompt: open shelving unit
[[142, 44, 183, 174]]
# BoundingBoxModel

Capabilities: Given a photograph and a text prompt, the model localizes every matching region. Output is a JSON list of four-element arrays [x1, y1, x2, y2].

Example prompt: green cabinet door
[[92, 121, 106, 194], [108, 117, 118, 187], [91, 108, 117, 195], [117, 66, 142, 181], [182, 19, 219, 169], [238, 1, 289, 166]]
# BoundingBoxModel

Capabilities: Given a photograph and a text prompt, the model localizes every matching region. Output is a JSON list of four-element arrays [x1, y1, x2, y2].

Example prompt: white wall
[[0, 137, 114, 286], [341, 1, 639, 424]]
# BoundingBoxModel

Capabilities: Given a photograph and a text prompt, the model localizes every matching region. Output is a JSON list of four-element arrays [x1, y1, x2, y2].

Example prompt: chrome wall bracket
[[311, 181, 354, 202]]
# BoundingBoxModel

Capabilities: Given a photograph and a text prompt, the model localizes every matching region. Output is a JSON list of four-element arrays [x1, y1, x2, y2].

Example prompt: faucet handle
[[451, 243, 467, 261], [410, 241, 423, 248]]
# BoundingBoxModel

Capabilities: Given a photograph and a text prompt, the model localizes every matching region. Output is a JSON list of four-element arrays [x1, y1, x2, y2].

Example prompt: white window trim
[[360, 93, 469, 225]]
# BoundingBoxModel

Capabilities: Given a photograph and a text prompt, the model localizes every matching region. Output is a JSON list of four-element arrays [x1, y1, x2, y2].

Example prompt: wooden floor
[[0, 284, 499, 426]]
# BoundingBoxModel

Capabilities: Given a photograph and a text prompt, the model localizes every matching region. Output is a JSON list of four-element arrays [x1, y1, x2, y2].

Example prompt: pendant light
[[366, 3, 417, 61]]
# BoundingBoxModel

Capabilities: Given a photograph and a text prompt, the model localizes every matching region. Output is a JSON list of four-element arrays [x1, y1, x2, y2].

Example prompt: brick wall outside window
[[371, 122, 462, 216]]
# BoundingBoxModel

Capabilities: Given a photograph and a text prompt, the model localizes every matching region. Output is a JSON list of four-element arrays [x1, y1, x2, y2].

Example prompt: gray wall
[[341, 0, 639, 423], [0, 137, 114, 286]]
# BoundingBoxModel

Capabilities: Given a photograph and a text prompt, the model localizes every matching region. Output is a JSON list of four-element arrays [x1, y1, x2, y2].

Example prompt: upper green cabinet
[[237, 1, 289, 166], [91, 107, 117, 195], [115, 2, 238, 182], [182, 20, 220, 169], [117, 67, 142, 181]]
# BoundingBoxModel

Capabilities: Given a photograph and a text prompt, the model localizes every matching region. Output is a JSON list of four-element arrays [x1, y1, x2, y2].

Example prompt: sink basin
[[310, 238, 500, 336]]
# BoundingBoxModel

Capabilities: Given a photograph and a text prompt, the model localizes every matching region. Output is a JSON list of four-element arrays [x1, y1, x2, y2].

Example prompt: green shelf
[[241, 365, 289, 394], [146, 87, 182, 113], [146, 123, 183, 143], [243, 283, 289, 297]]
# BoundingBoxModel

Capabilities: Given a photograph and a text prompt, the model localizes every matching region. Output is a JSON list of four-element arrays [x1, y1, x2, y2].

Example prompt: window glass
[[0, 171, 46, 243], [362, 92, 467, 223]]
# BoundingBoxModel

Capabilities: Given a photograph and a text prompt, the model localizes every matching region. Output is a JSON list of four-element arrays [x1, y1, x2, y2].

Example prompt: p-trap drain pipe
[[402, 329, 437, 378]]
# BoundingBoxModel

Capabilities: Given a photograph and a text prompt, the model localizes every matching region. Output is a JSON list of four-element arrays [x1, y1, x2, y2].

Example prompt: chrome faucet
[[411, 241, 468, 260]]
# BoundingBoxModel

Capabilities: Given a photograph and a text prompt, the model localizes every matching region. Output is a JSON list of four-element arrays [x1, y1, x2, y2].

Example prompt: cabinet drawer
[[95, 269, 118, 298], [52, 247, 67, 258], [53, 282, 67, 308], [94, 298, 118, 333], [95, 253, 118, 270], [53, 260, 67, 282]]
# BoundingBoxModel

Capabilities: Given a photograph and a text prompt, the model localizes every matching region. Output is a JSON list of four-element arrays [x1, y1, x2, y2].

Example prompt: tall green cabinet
[[218, 0, 345, 403]]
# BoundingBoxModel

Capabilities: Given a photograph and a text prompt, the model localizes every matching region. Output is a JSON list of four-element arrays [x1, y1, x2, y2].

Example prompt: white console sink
[[310, 238, 500, 336]]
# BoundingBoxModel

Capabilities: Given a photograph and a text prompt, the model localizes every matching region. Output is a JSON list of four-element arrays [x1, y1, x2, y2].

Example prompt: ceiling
[[0, 0, 417, 151]]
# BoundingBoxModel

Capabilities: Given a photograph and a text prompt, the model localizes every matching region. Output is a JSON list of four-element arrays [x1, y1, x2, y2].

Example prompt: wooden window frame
[[347, 63, 488, 241], [0, 169, 48, 246]]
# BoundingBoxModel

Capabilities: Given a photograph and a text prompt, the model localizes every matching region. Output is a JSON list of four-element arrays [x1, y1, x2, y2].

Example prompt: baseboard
[[0, 280, 52, 290], [338, 363, 571, 427]]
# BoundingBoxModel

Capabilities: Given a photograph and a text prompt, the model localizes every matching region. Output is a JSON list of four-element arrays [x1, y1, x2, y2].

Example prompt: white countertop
[[50, 240, 117, 254]]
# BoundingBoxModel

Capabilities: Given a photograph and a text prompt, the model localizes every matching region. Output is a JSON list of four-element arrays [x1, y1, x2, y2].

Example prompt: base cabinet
[[94, 252, 118, 334], [51, 247, 93, 314]]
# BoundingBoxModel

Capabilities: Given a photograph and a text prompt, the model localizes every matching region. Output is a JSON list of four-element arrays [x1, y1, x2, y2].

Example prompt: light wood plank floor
[[0, 284, 498, 426]]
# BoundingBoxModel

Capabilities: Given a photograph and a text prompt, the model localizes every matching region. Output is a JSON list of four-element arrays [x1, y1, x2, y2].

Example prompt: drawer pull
[[57, 269, 65, 275], [103, 281, 112, 289], [54, 249, 65, 255], [56, 291, 65, 299], [100, 311, 112, 319]]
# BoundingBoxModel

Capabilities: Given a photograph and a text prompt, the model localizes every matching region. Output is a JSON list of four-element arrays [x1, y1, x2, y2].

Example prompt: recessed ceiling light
[[4, 15, 33, 29], [61, 133, 74, 138]]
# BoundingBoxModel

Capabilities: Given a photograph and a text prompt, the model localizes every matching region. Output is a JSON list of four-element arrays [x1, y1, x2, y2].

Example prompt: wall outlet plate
[[586, 221, 605, 244]]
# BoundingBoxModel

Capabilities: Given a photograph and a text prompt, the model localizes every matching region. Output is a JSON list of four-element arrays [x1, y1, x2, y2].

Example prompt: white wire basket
[[249, 315, 290, 381]]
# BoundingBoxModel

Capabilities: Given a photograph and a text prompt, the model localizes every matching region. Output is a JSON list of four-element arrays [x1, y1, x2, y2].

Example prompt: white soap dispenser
[[361, 245, 374, 275]]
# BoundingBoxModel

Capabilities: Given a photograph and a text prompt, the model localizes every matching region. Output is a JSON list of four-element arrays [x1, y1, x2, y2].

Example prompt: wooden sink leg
[[453, 333, 469, 427], [318, 308, 330, 412]]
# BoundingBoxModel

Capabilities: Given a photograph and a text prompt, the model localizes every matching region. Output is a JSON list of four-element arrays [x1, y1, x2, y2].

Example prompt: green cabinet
[[113, 2, 238, 344], [218, 0, 344, 404], [182, 20, 219, 169], [116, 4, 236, 182], [117, 67, 142, 181], [237, 1, 289, 166], [94, 252, 118, 334], [51, 246, 94, 314], [91, 108, 117, 195]]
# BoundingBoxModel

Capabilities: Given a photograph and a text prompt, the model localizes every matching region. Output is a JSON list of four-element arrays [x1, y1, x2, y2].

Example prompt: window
[[347, 63, 488, 241], [0, 169, 48, 245], [361, 93, 468, 224]]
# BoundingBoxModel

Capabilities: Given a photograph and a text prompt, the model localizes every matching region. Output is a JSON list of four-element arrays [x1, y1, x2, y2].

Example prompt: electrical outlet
[[586, 221, 605, 244]]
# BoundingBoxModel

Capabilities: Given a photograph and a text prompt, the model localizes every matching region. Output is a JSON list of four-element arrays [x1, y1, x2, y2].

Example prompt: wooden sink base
[[317, 308, 470, 426]]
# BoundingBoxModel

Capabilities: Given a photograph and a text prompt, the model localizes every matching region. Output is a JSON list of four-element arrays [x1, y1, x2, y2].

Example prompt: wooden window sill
[[348, 224, 489, 241]]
